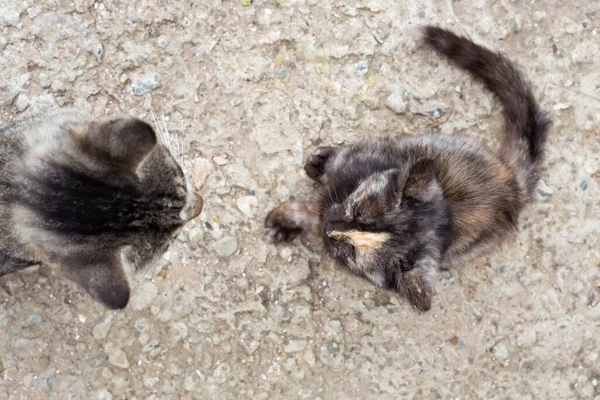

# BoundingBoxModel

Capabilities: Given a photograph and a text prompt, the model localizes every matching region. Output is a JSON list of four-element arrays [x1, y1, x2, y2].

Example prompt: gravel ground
[[1, 0, 599, 399]]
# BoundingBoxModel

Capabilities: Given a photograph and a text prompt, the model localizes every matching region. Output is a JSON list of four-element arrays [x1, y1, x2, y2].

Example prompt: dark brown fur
[[265, 27, 550, 312]]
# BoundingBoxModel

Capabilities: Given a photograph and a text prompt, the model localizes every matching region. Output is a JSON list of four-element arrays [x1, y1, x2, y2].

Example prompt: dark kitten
[[265, 27, 549, 312], [0, 109, 204, 309]]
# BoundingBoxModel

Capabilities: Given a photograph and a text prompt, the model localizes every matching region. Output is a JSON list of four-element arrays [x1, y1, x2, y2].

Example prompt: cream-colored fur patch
[[327, 230, 390, 251]]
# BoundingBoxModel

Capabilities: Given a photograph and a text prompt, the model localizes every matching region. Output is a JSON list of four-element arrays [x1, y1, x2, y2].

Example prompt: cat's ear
[[402, 158, 442, 203], [56, 250, 131, 309], [398, 262, 437, 312], [69, 118, 157, 172]]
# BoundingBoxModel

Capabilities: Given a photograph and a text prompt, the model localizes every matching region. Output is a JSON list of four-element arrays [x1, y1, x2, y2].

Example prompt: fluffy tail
[[423, 26, 550, 198]]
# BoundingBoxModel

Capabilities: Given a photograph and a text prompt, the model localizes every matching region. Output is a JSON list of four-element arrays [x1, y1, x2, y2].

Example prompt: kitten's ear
[[57, 250, 131, 309], [70, 118, 157, 172], [399, 263, 437, 312], [402, 158, 442, 203]]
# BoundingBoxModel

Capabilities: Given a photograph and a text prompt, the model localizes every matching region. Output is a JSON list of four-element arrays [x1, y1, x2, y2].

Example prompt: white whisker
[[145, 95, 186, 167]]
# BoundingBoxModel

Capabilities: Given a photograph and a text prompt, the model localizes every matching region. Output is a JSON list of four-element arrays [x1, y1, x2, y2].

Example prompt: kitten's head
[[322, 159, 454, 311], [14, 113, 203, 309]]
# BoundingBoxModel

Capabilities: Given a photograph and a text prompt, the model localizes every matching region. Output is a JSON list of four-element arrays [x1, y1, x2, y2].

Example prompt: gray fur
[[0, 109, 203, 309]]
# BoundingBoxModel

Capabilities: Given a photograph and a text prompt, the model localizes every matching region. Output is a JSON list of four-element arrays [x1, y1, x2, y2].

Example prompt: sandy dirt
[[1, 0, 599, 399]]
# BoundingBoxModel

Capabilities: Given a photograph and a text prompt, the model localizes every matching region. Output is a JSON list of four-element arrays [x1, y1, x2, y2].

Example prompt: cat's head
[[322, 159, 454, 311], [14, 112, 203, 309]]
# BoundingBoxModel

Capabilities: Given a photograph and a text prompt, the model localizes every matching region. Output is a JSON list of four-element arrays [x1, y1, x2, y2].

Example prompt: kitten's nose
[[188, 193, 204, 220]]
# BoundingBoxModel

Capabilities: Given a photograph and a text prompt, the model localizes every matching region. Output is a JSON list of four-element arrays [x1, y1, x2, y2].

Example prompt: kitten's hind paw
[[304, 146, 336, 182], [265, 206, 303, 243]]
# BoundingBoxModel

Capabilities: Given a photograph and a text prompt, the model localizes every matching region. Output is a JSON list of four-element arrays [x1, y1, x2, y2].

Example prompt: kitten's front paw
[[265, 205, 303, 243], [304, 146, 336, 181]]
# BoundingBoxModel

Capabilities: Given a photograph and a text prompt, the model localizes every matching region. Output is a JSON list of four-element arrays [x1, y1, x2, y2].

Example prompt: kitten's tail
[[423, 26, 550, 198]]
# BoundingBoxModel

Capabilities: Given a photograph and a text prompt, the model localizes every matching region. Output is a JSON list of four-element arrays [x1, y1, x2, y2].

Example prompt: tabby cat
[[0, 109, 203, 309], [265, 26, 550, 311]]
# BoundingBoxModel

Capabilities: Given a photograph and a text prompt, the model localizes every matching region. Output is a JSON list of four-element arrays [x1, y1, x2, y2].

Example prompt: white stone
[[236, 196, 258, 218], [130, 281, 158, 311], [385, 88, 407, 114], [285, 339, 307, 353]]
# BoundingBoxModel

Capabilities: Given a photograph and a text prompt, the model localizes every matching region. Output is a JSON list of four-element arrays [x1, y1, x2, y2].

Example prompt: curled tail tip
[[422, 26, 463, 54]]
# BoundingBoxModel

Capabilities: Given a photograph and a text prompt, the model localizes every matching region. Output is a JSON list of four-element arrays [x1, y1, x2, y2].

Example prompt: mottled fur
[[0, 109, 203, 309], [265, 27, 549, 312]]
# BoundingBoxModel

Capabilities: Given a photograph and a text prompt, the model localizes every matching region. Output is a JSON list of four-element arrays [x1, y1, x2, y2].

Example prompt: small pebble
[[208, 119, 221, 129], [297, 248, 309, 258], [533, 11, 546, 22], [213, 155, 228, 165], [131, 73, 161, 95], [95, 43, 104, 58], [130, 281, 158, 311], [170, 364, 183, 375], [367, 2, 380, 12], [553, 103, 571, 111], [277, 68, 287, 79], [499, 264, 506, 273], [39, 73, 51, 88], [236, 196, 258, 218], [93, 315, 114, 340], [285, 340, 307, 353], [385, 88, 407, 114], [499, 28, 508, 40], [428, 108, 445, 119], [493, 343, 509, 361], [46, 376, 55, 390], [326, 342, 340, 354], [567, 135, 575, 141], [188, 226, 204, 242], [22, 373, 34, 387], [586, 10, 596, 20], [514, 15, 523, 33], [354, 60, 368, 75], [192, 157, 214, 187], [15, 94, 29, 112], [536, 179, 553, 198], [278, 305, 290, 321], [107, 347, 129, 369], [580, 181, 588, 191], [28, 314, 41, 324], [214, 236, 238, 258], [592, 378, 598, 387], [373, 32, 384, 44], [143, 341, 160, 353]]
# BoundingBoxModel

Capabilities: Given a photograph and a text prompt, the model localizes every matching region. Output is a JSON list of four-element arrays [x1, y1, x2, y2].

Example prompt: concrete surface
[[1, 0, 599, 399]]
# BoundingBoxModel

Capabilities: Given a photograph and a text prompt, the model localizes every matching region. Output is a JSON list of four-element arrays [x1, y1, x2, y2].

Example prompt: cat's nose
[[188, 193, 204, 220]]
